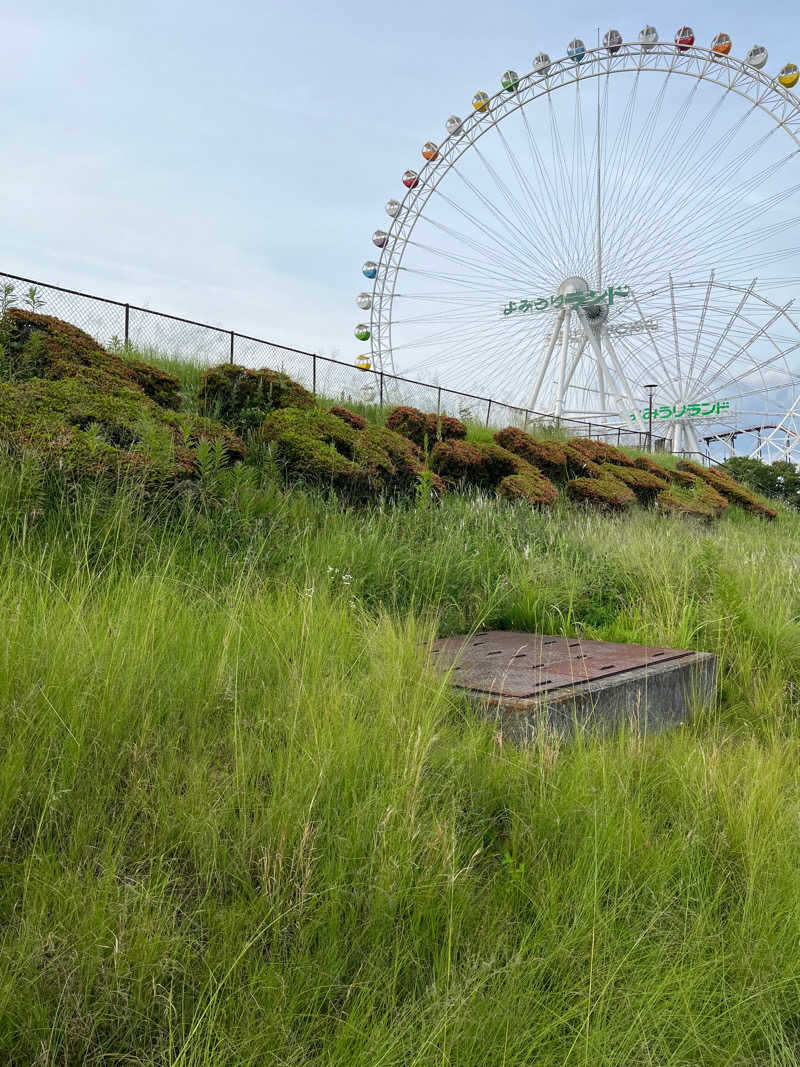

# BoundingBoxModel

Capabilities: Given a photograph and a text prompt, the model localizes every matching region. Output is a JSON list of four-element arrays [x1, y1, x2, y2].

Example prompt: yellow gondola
[[779, 63, 799, 88], [355, 355, 371, 372]]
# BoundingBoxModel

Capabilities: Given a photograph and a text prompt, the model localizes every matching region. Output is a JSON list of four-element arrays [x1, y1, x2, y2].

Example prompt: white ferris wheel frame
[[366, 40, 800, 439]]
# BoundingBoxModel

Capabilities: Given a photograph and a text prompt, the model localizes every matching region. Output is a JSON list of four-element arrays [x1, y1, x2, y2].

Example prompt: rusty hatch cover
[[431, 631, 695, 699]]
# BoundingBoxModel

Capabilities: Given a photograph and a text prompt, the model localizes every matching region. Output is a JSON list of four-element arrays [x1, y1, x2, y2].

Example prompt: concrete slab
[[431, 631, 716, 741]]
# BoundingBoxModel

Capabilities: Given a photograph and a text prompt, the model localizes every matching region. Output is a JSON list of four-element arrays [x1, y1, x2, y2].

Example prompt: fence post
[[485, 399, 492, 427], [124, 303, 129, 348], [229, 331, 235, 365], [379, 371, 384, 409], [436, 386, 441, 417], [312, 353, 317, 396]]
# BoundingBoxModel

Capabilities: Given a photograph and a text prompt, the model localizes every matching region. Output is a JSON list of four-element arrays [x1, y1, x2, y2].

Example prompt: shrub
[[559, 442, 605, 478], [657, 480, 729, 522], [677, 460, 777, 520], [601, 462, 668, 505], [1, 309, 157, 396], [633, 455, 666, 476], [565, 437, 636, 468], [564, 477, 636, 512], [429, 440, 491, 487], [664, 467, 698, 489], [429, 439, 556, 505], [329, 405, 367, 430], [125, 359, 182, 410], [493, 427, 570, 482], [385, 406, 466, 450], [198, 364, 314, 432], [497, 471, 558, 508], [261, 409, 427, 501], [0, 377, 244, 489]]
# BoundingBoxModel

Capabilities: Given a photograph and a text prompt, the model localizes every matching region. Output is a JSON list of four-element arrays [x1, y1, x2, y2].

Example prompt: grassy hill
[[2, 320, 800, 1063]]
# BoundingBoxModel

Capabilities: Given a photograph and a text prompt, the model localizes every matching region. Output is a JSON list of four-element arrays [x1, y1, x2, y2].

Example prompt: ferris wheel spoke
[[424, 185, 545, 279], [519, 106, 582, 263], [447, 161, 547, 272], [492, 122, 570, 270], [641, 161, 800, 278], [616, 142, 797, 285], [603, 95, 750, 278], [414, 211, 548, 282], [601, 77, 708, 267], [599, 72, 667, 248], [405, 239, 542, 292]]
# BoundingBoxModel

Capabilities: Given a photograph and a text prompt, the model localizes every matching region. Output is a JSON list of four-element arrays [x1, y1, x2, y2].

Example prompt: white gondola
[[385, 199, 402, 218], [356, 293, 372, 310], [746, 45, 768, 69], [639, 25, 659, 49], [445, 115, 463, 135], [533, 52, 551, 76]]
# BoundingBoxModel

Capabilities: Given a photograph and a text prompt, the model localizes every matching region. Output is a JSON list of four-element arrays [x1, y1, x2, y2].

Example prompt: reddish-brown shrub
[[677, 460, 777, 519], [657, 481, 729, 522], [497, 472, 558, 508], [602, 462, 668, 504], [385, 405, 466, 450], [566, 437, 636, 467], [429, 440, 490, 486], [564, 477, 635, 512], [493, 427, 570, 482], [328, 406, 367, 430]]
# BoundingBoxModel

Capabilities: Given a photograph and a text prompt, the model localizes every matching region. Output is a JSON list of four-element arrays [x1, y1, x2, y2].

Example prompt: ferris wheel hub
[[558, 275, 590, 297]]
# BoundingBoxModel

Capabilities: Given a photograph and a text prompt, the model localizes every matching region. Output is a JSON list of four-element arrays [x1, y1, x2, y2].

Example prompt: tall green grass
[[2, 422, 800, 1061]]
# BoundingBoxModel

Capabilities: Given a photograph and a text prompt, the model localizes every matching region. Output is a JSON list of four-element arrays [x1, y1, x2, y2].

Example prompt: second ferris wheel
[[354, 25, 800, 456]]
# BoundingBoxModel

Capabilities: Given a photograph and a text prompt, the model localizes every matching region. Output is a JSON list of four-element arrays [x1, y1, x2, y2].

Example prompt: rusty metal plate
[[431, 631, 694, 699]]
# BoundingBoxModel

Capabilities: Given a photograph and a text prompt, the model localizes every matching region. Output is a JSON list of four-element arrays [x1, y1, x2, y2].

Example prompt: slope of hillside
[[1, 318, 799, 1063]]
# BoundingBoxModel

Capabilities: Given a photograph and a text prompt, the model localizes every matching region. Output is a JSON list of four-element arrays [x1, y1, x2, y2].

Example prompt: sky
[[2, 0, 797, 364]]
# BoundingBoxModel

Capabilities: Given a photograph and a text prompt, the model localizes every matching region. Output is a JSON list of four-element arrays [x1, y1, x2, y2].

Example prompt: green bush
[[0, 309, 173, 399], [198, 364, 314, 432], [496, 470, 559, 507], [677, 460, 777, 520], [601, 462, 668, 505], [261, 408, 429, 500], [657, 480, 729, 522], [125, 358, 183, 410], [564, 476, 636, 512], [385, 405, 466, 450], [430, 439, 557, 507], [0, 377, 244, 489]]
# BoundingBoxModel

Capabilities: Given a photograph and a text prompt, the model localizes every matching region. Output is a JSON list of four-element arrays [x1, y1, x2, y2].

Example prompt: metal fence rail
[[1, 269, 707, 457]]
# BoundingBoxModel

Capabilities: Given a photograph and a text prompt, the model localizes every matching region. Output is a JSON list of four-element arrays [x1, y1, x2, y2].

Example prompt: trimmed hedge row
[[0, 315, 777, 519]]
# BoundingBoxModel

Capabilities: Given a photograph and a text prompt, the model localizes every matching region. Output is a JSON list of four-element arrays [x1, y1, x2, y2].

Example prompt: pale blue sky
[[2, 0, 796, 360]]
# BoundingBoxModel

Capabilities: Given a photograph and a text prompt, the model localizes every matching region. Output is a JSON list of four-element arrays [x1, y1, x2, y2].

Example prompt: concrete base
[[430, 631, 717, 742], [476, 653, 716, 742]]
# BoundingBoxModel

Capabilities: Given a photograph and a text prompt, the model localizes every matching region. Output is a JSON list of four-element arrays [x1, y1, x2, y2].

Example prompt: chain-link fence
[[2, 270, 710, 458]]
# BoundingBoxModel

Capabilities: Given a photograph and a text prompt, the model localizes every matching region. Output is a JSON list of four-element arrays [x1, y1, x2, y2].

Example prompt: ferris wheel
[[353, 26, 800, 458]]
